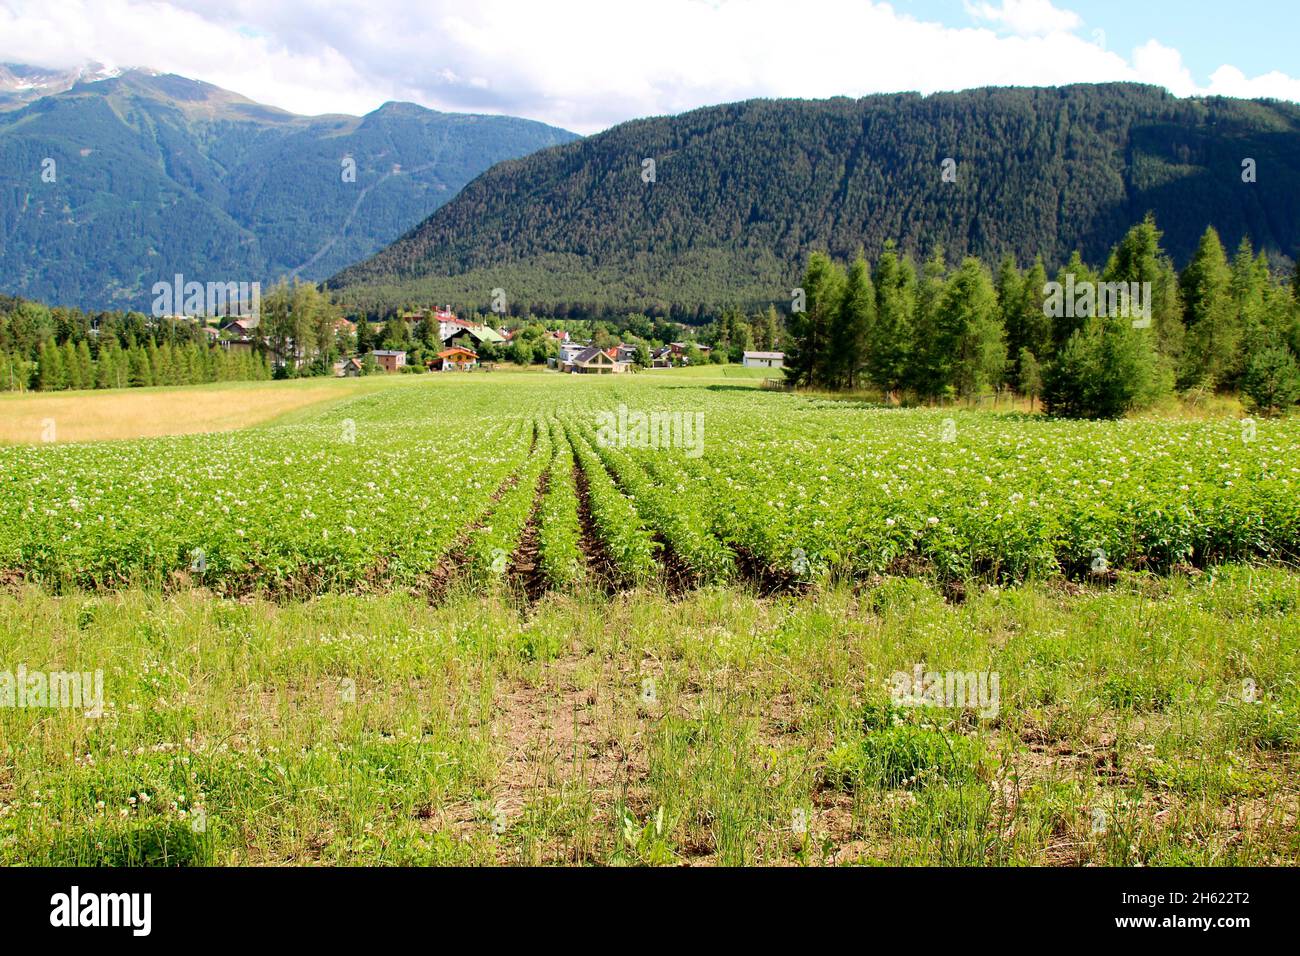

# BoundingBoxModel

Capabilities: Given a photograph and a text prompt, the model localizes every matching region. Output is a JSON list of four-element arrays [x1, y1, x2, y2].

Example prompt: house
[[650, 345, 674, 368], [615, 344, 640, 366], [668, 342, 711, 363], [557, 341, 589, 366], [434, 346, 478, 371], [443, 324, 506, 351], [567, 346, 624, 374], [432, 308, 465, 340], [742, 350, 785, 369], [220, 317, 259, 336], [372, 349, 407, 373], [337, 356, 365, 377]]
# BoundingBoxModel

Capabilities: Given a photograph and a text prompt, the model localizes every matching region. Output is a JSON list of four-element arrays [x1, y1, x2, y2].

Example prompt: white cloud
[[1130, 39, 1198, 97], [1207, 64, 1300, 102], [0, 0, 1296, 134], [964, 0, 1083, 37]]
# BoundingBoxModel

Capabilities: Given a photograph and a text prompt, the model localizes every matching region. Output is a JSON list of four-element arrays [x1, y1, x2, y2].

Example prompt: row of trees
[[783, 215, 1300, 417], [6, 340, 272, 391], [0, 281, 344, 391], [0, 295, 275, 392]]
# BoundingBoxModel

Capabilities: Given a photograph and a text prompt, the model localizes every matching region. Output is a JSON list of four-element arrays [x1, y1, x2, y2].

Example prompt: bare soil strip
[[508, 468, 550, 604], [571, 456, 619, 595]]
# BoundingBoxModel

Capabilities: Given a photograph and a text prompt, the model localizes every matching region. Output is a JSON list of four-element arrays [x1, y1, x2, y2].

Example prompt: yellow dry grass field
[[0, 378, 384, 444]]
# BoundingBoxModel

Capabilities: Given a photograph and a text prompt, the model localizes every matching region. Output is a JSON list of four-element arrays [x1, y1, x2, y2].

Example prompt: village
[[210, 305, 785, 377]]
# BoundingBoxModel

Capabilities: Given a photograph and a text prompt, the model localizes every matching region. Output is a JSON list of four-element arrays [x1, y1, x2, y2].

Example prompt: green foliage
[[1043, 315, 1158, 419], [783, 251, 844, 387], [1242, 345, 1300, 414], [831, 254, 875, 389], [943, 257, 1005, 398], [866, 241, 915, 395], [1179, 227, 1237, 389], [537, 424, 585, 590]]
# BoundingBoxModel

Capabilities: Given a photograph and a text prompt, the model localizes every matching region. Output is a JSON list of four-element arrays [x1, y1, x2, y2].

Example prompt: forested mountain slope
[[329, 84, 1300, 319], [0, 68, 577, 309]]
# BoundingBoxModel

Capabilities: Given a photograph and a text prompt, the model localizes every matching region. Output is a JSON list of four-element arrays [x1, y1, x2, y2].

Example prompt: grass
[[2, 566, 1295, 866], [0, 375, 404, 445]]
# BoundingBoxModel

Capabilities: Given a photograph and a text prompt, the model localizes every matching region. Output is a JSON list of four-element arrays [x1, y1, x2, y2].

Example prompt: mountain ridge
[[0, 65, 579, 309]]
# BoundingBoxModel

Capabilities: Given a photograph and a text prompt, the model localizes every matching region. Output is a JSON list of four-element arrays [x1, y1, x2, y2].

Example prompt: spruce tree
[[907, 246, 951, 400], [866, 241, 914, 401], [1179, 226, 1235, 389], [945, 258, 1006, 399], [832, 253, 875, 389], [784, 251, 844, 388]]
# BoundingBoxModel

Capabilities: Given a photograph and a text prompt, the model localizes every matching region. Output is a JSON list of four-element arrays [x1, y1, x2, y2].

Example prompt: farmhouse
[[434, 346, 478, 371], [372, 349, 407, 373], [742, 350, 785, 368], [443, 324, 506, 351], [337, 356, 365, 377]]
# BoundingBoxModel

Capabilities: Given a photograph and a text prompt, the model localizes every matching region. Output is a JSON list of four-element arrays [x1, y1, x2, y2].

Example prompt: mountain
[[0, 66, 578, 309], [328, 84, 1300, 320], [0, 62, 124, 110]]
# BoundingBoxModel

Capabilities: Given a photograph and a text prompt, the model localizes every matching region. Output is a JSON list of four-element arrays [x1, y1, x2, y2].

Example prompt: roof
[[372, 350, 406, 357], [743, 351, 785, 360], [437, 346, 478, 358], [572, 346, 615, 365], [444, 324, 506, 344]]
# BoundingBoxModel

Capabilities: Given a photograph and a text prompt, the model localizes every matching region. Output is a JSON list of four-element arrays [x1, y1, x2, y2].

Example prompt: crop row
[[573, 416, 735, 585], [465, 419, 553, 584], [536, 421, 585, 590], [564, 419, 659, 587]]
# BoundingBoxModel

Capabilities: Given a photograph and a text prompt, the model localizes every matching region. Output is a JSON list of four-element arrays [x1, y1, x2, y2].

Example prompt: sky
[[1, 0, 1297, 134]]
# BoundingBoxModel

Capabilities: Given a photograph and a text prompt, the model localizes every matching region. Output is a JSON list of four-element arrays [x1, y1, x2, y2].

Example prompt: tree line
[[0, 280, 347, 392], [0, 296, 273, 392], [782, 215, 1300, 417]]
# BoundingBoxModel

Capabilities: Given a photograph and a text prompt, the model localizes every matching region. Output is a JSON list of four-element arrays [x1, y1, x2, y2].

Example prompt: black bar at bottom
[[0, 866, 1276, 941]]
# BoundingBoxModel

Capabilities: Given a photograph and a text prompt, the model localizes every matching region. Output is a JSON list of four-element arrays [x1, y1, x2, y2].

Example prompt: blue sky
[[1, 0, 1297, 133]]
